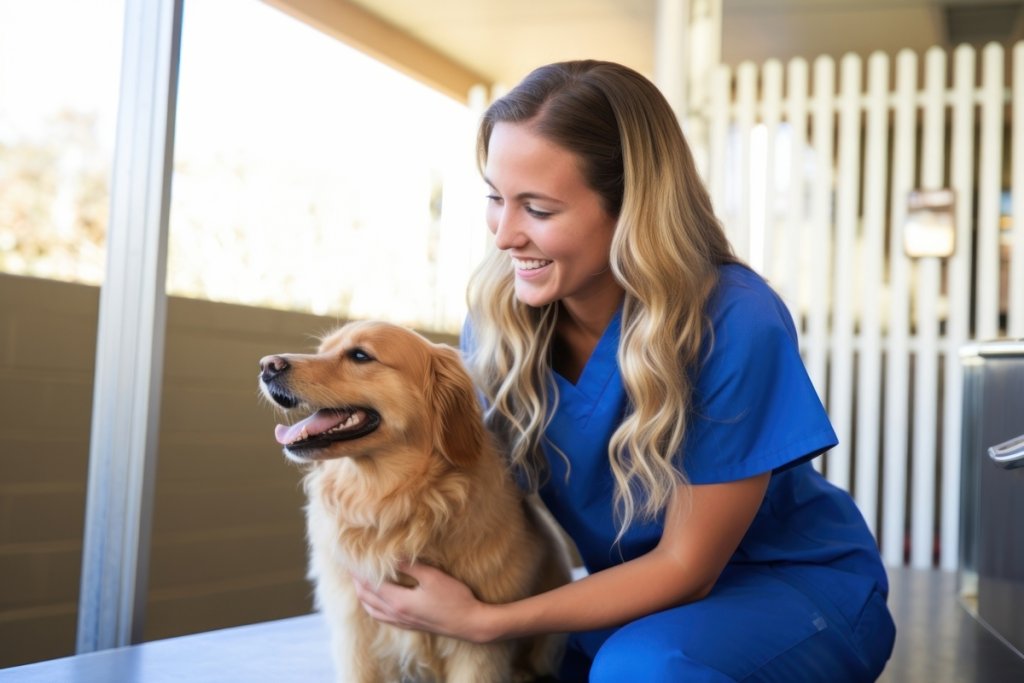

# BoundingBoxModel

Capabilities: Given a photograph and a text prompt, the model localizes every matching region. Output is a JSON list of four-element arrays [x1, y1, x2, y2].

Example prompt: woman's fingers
[[396, 561, 441, 587], [353, 574, 417, 625], [353, 577, 394, 619], [350, 563, 486, 641]]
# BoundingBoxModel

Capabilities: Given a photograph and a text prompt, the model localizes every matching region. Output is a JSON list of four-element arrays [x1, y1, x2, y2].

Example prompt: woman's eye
[[526, 206, 553, 219], [348, 348, 373, 363], [485, 194, 503, 204]]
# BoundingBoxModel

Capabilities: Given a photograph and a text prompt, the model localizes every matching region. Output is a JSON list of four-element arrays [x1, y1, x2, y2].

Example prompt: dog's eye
[[347, 348, 374, 363]]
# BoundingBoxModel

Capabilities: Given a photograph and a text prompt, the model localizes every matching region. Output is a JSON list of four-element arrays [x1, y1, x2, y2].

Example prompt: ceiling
[[344, 0, 1024, 88]]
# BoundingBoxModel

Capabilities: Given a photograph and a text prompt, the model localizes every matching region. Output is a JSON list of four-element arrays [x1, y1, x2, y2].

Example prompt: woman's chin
[[513, 284, 555, 309]]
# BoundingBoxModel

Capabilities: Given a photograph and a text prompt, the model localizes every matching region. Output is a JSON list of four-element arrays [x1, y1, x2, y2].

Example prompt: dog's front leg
[[443, 640, 513, 683], [314, 572, 392, 683]]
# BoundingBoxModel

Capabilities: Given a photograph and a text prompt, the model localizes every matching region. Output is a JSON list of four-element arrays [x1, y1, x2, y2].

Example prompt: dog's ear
[[427, 345, 485, 468]]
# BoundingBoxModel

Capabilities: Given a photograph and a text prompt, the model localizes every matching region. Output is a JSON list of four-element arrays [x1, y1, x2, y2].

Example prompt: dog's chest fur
[[304, 456, 484, 582]]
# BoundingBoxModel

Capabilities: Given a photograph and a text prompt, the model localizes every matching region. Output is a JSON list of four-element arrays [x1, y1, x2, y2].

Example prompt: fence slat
[[854, 51, 890, 537], [941, 44, 977, 571], [783, 59, 809, 323], [1011, 43, 1024, 337], [759, 59, 783, 280], [882, 49, 918, 566], [807, 56, 835, 406], [735, 63, 758, 263], [826, 53, 862, 491], [909, 47, 946, 569], [977, 44, 1004, 340]]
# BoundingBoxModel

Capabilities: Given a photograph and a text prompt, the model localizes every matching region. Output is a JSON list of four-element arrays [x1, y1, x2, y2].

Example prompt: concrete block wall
[[0, 273, 458, 667]]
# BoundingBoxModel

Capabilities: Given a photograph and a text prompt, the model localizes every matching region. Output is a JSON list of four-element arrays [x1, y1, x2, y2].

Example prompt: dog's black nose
[[259, 355, 289, 382]]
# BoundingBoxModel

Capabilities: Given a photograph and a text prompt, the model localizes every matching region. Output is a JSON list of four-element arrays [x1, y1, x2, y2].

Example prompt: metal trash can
[[959, 340, 1024, 659]]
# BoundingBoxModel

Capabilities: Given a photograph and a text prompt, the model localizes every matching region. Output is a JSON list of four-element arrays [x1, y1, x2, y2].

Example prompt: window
[[0, 0, 481, 334], [168, 0, 479, 333], [0, 0, 124, 284]]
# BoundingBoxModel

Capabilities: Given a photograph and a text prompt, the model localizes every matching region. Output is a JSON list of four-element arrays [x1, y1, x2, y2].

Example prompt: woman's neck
[[552, 286, 624, 383]]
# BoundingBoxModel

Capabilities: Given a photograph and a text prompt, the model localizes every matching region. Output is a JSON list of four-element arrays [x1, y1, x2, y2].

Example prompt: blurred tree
[[0, 110, 109, 283]]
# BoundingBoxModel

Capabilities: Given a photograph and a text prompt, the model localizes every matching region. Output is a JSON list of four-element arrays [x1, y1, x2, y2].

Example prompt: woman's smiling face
[[483, 122, 621, 317]]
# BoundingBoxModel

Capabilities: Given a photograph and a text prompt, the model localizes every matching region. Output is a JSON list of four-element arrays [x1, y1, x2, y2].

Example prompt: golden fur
[[259, 321, 571, 683]]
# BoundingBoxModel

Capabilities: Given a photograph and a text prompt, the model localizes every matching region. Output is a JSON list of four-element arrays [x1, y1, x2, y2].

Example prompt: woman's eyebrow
[[482, 177, 565, 204]]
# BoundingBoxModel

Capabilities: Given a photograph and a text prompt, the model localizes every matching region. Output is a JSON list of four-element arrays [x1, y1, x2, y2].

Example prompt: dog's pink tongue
[[274, 409, 346, 446]]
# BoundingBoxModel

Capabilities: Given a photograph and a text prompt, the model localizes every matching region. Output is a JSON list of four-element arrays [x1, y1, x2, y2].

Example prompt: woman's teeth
[[513, 258, 551, 271]]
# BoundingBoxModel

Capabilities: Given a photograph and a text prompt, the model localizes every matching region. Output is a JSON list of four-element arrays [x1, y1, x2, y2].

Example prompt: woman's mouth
[[512, 257, 552, 271]]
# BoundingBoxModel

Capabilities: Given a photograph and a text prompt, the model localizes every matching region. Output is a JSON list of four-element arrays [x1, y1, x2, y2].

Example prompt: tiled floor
[[879, 567, 1024, 683]]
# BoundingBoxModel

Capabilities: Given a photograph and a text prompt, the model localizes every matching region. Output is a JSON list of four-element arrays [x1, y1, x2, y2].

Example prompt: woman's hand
[[352, 563, 499, 644]]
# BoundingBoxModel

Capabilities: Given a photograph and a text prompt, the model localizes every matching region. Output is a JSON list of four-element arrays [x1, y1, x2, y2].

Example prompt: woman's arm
[[354, 471, 770, 643]]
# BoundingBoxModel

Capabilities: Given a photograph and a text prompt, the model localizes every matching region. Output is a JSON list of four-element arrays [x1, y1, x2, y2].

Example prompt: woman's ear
[[426, 345, 485, 467]]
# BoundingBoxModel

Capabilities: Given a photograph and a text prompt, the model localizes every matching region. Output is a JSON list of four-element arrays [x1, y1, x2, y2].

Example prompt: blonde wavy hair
[[465, 60, 738, 536]]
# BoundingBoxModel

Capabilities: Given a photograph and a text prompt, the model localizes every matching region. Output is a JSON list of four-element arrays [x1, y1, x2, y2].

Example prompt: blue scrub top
[[466, 264, 888, 611]]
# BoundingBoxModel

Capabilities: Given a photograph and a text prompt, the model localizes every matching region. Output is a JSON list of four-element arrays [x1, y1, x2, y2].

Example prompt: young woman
[[355, 60, 896, 682]]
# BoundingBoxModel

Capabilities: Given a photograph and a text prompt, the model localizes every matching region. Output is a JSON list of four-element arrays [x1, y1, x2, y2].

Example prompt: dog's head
[[259, 321, 484, 467]]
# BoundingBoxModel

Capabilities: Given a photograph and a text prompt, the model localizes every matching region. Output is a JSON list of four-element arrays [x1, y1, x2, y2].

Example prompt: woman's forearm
[[475, 547, 710, 643]]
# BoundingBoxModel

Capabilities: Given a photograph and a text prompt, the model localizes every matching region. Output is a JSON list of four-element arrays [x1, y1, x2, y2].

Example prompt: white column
[[76, 0, 182, 652], [654, 0, 689, 121]]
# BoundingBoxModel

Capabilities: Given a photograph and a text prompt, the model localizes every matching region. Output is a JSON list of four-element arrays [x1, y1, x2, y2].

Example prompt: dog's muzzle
[[258, 354, 381, 458], [259, 355, 299, 408]]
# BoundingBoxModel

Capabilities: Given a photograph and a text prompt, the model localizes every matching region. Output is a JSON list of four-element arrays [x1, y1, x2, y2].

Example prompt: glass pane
[[0, 0, 123, 284], [169, 0, 477, 333]]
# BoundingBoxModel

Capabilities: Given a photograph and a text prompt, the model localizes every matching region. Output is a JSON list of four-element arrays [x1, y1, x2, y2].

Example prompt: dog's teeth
[[299, 427, 309, 442]]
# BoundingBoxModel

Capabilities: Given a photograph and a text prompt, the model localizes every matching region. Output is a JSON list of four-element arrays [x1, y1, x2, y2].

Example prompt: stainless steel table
[[0, 613, 333, 683]]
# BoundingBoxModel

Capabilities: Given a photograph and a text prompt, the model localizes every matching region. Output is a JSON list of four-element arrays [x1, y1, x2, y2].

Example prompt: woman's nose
[[491, 210, 527, 251]]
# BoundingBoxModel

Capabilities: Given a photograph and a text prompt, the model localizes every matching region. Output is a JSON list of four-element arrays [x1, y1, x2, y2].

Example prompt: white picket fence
[[701, 42, 1024, 569]]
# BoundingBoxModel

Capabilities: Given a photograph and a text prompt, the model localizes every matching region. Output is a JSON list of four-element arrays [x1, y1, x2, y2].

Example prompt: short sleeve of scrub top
[[681, 266, 837, 484]]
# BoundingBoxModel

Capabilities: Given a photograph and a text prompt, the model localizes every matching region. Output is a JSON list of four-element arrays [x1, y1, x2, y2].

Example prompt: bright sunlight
[[0, 0, 484, 333]]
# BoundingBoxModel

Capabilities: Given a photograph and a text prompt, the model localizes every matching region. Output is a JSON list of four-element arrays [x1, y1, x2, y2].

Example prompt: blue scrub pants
[[558, 565, 895, 683]]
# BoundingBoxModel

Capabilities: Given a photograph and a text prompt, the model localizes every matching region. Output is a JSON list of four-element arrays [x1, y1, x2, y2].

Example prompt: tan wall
[[0, 275, 97, 668], [0, 273, 457, 667]]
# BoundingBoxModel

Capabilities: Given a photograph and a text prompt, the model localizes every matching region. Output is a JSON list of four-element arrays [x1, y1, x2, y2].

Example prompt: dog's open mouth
[[275, 407, 381, 456]]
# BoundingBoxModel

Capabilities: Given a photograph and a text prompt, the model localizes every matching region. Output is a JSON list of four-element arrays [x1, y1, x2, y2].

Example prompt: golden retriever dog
[[258, 320, 571, 683]]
